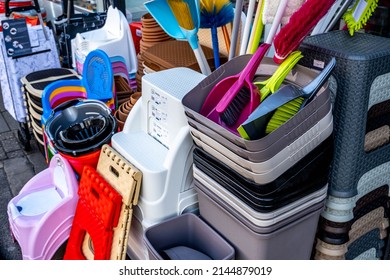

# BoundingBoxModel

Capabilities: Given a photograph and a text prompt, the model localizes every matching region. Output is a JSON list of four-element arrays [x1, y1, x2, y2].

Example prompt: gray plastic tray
[[182, 55, 331, 153], [188, 94, 331, 163]]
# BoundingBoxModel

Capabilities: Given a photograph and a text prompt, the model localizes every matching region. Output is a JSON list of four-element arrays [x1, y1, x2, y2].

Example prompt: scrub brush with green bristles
[[343, 0, 379, 36], [254, 50, 303, 102]]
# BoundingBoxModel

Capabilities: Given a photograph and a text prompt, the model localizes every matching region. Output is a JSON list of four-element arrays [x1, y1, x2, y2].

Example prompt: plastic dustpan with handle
[[199, 43, 269, 134], [238, 57, 336, 140]]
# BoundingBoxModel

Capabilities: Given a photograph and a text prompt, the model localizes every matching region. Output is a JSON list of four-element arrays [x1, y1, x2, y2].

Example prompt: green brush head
[[265, 96, 304, 134], [343, 0, 379, 36]]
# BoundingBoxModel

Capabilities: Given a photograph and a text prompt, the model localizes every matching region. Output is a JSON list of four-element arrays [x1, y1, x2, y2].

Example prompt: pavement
[[0, 86, 48, 260]]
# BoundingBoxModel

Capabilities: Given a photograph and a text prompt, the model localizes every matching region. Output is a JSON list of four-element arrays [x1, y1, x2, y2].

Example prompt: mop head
[[262, 0, 305, 25], [343, 0, 379, 36], [273, 0, 336, 64], [199, 0, 234, 28]]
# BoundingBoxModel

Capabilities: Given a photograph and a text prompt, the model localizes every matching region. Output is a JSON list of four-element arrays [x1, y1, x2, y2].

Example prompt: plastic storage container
[[144, 213, 235, 260]]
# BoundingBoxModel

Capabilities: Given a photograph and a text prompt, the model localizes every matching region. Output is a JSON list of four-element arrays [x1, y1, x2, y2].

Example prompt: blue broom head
[[200, 0, 234, 28]]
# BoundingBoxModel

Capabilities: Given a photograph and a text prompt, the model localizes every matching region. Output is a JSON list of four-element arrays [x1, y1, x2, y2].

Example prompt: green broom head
[[343, 0, 379, 36], [199, 0, 234, 28]]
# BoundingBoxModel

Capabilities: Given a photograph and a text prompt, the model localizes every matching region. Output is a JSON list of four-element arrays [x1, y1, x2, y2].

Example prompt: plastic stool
[[299, 30, 390, 198], [64, 166, 122, 260]]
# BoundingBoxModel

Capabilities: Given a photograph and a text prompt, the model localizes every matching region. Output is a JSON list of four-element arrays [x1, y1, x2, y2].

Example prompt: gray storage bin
[[195, 182, 325, 260], [182, 56, 331, 155], [143, 213, 235, 260]]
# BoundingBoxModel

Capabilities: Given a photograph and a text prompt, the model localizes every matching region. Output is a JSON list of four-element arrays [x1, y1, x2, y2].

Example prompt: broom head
[[273, 0, 336, 64]]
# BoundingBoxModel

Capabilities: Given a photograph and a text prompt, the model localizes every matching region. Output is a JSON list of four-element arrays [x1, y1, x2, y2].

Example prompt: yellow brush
[[168, 0, 194, 30]]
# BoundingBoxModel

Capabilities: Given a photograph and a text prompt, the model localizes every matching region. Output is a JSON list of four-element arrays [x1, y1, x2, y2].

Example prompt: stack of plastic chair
[[71, 5, 137, 82], [181, 55, 334, 260], [41, 49, 115, 126], [7, 154, 78, 260], [21, 68, 80, 152], [110, 67, 206, 260], [298, 30, 390, 260]]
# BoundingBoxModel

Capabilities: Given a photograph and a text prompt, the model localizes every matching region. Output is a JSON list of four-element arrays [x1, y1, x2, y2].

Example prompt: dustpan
[[238, 57, 336, 140], [144, 0, 211, 75]]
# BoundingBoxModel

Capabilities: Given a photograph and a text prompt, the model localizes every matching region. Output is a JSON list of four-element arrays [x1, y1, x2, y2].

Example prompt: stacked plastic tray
[[182, 55, 335, 260], [299, 30, 390, 260]]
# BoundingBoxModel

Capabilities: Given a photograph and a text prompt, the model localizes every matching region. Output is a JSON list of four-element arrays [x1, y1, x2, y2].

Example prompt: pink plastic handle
[[215, 43, 271, 113]]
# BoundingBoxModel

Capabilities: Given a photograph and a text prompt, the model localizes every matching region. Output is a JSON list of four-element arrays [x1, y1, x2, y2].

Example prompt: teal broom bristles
[[200, 0, 234, 68]]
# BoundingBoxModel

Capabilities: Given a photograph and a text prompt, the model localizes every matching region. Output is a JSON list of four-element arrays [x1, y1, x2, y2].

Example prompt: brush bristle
[[200, 0, 234, 28], [265, 96, 304, 134], [273, 0, 335, 63], [343, 0, 379, 36], [220, 87, 250, 126], [168, 0, 195, 30]]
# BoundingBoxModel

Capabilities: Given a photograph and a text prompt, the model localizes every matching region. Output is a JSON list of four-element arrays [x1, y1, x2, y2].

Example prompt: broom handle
[[222, 25, 230, 54], [265, 0, 288, 44], [211, 26, 221, 68], [324, 0, 354, 32], [228, 0, 243, 60], [239, 0, 256, 55], [247, 0, 264, 54], [193, 46, 212, 76]]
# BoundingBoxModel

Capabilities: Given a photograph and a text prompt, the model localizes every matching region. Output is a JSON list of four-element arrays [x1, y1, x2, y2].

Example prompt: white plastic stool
[[111, 67, 205, 259]]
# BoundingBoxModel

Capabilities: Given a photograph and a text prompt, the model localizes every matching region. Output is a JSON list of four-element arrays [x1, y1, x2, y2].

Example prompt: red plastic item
[[129, 22, 142, 54], [64, 166, 122, 260], [59, 148, 102, 177]]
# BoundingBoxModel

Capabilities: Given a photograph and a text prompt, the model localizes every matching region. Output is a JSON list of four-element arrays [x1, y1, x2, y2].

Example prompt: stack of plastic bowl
[[136, 12, 173, 91], [44, 99, 117, 176], [182, 55, 335, 260]]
